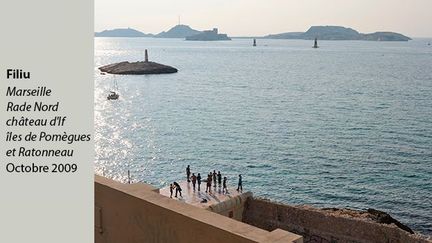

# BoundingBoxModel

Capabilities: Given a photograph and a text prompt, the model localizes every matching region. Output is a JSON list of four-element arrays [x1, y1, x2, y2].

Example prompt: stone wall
[[243, 198, 430, 243], [208, 191, 252, 221]]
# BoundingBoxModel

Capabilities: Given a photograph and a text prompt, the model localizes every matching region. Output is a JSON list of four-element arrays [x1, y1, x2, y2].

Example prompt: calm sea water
[[94, 38, 432, 234]]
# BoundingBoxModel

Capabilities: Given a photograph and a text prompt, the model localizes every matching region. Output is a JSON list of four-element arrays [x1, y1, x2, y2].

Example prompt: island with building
[[95, 25, 231, 41], [185, 28, 231, 41]]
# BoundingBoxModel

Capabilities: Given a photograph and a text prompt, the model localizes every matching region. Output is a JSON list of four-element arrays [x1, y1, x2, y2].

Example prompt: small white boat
[[107, 77, 120, 100], [107, 91, 119, 100]]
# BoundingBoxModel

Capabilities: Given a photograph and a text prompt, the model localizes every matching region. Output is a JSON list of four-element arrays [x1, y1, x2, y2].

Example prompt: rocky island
[[95, 28, 153, 37], [155, 24, 201, 38], [186, 28, 231, 41], [264, 26, 411, 41], [99, 50, 178, 75]]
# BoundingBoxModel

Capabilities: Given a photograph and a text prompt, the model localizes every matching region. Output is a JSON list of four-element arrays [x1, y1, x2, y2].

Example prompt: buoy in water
[[313, 37, 319, 48]]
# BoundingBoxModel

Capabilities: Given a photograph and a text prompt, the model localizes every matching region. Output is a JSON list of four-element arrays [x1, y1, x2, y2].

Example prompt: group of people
[[186, 165, 243, 194], [169, 165, 243, 199], [202, 170, 228, 193]]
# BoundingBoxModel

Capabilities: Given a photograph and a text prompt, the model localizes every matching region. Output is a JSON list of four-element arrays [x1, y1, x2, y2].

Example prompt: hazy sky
[[95, 0, 432, 37]]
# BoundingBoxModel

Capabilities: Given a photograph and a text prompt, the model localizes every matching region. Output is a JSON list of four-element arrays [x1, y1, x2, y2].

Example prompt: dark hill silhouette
[[302, 26, 361, 40], [264, 26, 411, 41], [95, 28, 152, 37], [156, 25, 201, 38]]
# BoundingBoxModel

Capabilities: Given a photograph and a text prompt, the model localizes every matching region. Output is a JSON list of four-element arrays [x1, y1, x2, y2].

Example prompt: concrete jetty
[[160, 181, 251, 220], [99, 49, 178, 75]]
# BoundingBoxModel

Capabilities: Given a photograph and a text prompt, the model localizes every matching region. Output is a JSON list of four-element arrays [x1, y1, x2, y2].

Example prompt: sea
[[94, 37, 432, 235]]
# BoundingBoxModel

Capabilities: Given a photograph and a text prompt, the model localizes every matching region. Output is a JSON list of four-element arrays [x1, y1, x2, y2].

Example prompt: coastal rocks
[[366, 208, 414, 234], [99, 61, 178, 75], [320, 207, 415, 234], [243, 198, 431, 243]]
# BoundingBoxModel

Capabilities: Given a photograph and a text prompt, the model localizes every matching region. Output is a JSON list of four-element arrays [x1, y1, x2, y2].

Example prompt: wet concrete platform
[[159, 181, 246, 209]]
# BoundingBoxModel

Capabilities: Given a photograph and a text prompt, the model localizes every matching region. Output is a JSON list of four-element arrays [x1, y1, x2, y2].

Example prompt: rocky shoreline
[[243, 198, 432, 243]]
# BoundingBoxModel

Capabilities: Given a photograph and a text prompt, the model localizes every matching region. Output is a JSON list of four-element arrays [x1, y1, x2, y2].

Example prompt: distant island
[[95, 25, 410, 41], [95, 25, 231, 41], [99, 50, 177, 75], [264, 26, 411, 41], [155, 25, 201, 38], [94, 28, 153, 37], [186, 28, 231, 41]]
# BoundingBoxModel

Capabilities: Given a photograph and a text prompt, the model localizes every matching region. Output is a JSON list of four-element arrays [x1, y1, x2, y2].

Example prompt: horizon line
[[94, 25, 432, 39]]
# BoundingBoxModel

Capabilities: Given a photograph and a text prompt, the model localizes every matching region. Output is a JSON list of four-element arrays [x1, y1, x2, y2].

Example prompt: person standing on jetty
[[169, 183, 174, 198], [237, 174, 243, 192], [173, 181, 182, 198], [186, 165, 191, 182], [206, 173, 212, 193], [197, 173, 202, 191], [223, 177, 228, 194], [191, 173, 197, 191], [212, 170, 217, 187], [217, 171, 222, 187]]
